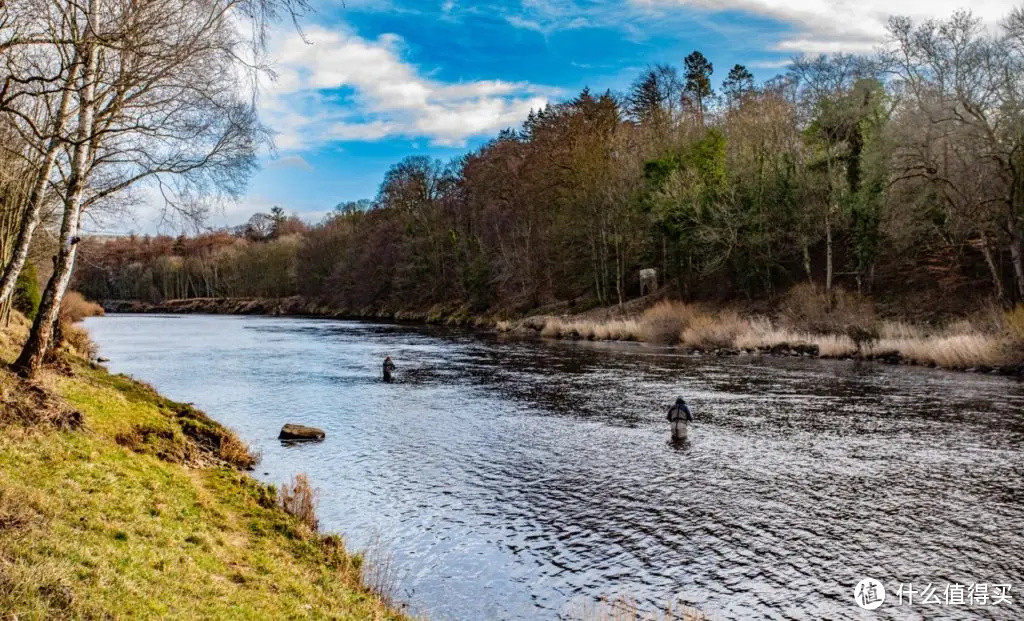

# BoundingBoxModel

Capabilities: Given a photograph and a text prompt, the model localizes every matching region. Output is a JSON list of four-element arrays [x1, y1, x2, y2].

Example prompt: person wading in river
[[667, 397, 693, 442], [382, 356, 396, 383]]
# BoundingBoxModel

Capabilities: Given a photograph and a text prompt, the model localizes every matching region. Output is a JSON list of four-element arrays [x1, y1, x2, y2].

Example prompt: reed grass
[[569, 596, 710, 621], [533, 295, 1024, 370]]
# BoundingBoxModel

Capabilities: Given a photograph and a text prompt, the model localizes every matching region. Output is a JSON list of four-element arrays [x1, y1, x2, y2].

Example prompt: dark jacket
[[667, 401, 693, 422]]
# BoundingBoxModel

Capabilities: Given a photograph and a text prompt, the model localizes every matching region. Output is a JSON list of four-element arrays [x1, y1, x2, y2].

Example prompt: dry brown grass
[[865, 332, 1005, 368], [807, 333, 854, 357], [529, 288, 1024, 371], [0, 485, 48, 531], [0, 367, 84, 430], [279, 473, 319, 532], [59, 291, 104, 323], [569, 596, 710, 621], [219, 432, 260, 470], [779, 283, 876, 334], [63, 324, 98, 359], [681, 311, 747, 349], [1004, 305, 1024, 344], [878, 320, 926, 340], [639, 301, 700, 344]]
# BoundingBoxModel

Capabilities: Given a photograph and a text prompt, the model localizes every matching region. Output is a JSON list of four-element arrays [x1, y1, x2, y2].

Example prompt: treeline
[[76, 8, 1024, 319]]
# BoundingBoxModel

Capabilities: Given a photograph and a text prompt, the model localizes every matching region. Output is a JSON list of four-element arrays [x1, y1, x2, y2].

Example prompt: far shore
[[98, 295, 1024, 378]]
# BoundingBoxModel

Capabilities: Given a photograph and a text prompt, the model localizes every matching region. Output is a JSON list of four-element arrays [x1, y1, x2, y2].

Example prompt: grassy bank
[[0, 313, 403, 620], [508, 286, 1024, 373]]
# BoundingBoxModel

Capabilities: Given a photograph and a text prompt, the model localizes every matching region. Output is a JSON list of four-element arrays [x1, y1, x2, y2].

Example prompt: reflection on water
[[84, 314, 1024, 620]]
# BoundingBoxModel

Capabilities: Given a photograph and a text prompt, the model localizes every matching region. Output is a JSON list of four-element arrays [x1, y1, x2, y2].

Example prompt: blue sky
[[98, 0, 1012, 233]]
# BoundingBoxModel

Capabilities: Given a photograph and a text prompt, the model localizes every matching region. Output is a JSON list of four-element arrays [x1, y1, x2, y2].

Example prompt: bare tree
[[0, 0, 83, 309], [885, 9, 1024, 300], [11, 0, 306, 377]]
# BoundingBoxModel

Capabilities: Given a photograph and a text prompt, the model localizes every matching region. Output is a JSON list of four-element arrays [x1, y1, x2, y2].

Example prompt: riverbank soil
[[0, 313, 402, 619]]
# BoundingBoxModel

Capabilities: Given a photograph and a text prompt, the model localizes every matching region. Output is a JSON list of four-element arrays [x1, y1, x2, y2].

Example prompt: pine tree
[[684, 51, 714, 122]]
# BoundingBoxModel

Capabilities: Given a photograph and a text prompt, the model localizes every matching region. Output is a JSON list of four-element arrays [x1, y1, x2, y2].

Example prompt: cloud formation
[[267, 154, 314, 170], [635, 0, 1010, 54], [261, 26, 553, 150]]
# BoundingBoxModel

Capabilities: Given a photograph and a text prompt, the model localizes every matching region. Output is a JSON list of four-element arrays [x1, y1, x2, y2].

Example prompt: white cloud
[[747, 58, 793, 70], [633, 0, 1010, 54], [261, 25, 554, 150], [267, 154, 314, 170]]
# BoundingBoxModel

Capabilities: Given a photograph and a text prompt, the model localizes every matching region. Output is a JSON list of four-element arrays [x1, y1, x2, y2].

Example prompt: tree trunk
[[979, 235, 1006, 304], [14, 202, 85, 377], [15, 16, 100, 379], [802, 239, 812, 282], [1009, 218, 1024, 301], [615, 233, 623, 307], [825, 210, 834, 293], [0, 62, 80, 308]]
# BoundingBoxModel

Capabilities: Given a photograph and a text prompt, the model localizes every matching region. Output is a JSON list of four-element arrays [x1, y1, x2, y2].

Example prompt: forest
[[71, 9, 1024, 324]]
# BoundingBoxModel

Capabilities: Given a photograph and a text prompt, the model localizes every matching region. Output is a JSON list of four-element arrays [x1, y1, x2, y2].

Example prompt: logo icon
[[854, 577, 887, 610]]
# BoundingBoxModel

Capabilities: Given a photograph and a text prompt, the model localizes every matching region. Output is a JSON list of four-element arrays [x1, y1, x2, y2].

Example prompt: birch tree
[[0, 0, 83, 309], [12, 0, 305, 377]]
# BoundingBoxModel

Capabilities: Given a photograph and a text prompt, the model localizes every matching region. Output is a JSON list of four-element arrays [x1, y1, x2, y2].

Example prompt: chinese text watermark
[[854, 578, 1012, 610]]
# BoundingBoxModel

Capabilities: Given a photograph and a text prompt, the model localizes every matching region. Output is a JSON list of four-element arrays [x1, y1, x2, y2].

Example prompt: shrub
[[279, 473, 319, 532], [64, 325, 98, 360], [878, 321, 925, 340], [779, 283, 876, 334], [540, 318, 562, 338], [12, 263, 41, 320], [594, 319, 641, 341], [680, 311, 748, 349], [60, 291, 104, 323], [1005, 305, 1024, 345], [639, 301, 699, 344], [219, 433, 260, 471]]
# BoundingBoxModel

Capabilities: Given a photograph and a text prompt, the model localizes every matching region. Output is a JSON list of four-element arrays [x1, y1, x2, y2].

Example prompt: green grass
[[0, 315, 403, 620]]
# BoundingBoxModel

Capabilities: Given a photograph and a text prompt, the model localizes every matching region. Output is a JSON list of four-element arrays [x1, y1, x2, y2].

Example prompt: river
[[83, 314, 1024, 620]]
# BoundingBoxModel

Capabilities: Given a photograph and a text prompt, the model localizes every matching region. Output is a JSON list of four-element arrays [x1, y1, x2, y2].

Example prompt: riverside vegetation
[[0, 311, 404, 619], [522, 292, 1024, 372]]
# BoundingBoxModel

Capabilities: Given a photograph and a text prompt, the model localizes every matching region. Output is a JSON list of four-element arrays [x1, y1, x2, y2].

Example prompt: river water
[[83, 314, 1024, 620]]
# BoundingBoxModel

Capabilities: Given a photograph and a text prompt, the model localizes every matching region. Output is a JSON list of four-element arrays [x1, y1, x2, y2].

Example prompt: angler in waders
[[667, 397, 693, 442]]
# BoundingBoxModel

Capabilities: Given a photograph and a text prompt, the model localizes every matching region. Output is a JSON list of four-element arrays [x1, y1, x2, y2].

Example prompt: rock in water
[[279, 424, 325, 441]]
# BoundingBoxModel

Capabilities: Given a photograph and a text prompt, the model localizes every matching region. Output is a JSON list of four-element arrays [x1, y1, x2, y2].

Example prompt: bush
[[12, 263, 41, 320], [279, 473, 319, 532], [779, 283, 876, 334], [681, 311, 748, 349], [64, 325, 98, 360], [1005, 305, 1024, 344], [639, 301, 699, 344], [60, 291, 104, 323]]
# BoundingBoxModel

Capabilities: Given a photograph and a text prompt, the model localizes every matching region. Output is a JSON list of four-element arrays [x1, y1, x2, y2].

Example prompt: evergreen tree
[[722, 64, 755, 106], [684, 51, 715, 121], [13, 262, 41, 320]]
